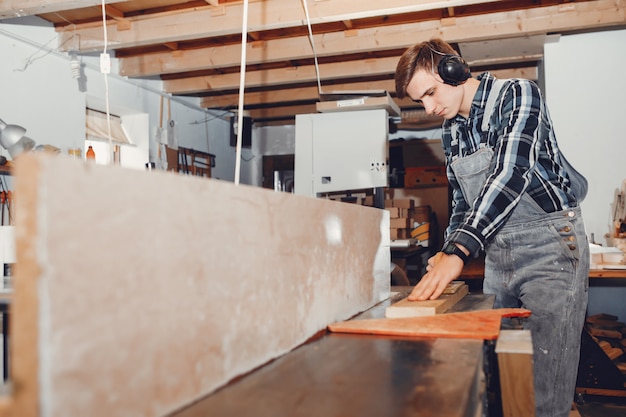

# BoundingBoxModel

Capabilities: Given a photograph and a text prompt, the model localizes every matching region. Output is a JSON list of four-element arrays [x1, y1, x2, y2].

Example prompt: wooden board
[[328, 308, 532, 340], [10, 154, 391, 417], [385, 283, 468, 318], [442, 280, 465, 294], [575, 387, 626, 398], [496, 330, 536, 417]]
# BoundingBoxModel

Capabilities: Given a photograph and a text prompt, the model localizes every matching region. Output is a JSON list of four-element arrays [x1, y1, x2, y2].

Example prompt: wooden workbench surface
[[170, 293, 492, 417], [459, 258, 626, 280], [588, 267, 626, 279]]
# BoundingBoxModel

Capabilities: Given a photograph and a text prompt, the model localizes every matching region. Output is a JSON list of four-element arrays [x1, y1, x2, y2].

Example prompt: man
[[395, 38, 589, 417]]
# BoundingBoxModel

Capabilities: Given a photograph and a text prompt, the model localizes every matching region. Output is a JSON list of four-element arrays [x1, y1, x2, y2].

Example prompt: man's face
[[405, 69, 464, 120]]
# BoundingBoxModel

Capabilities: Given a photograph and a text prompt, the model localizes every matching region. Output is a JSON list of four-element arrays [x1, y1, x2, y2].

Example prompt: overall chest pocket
[[450, 147, 493, 204]]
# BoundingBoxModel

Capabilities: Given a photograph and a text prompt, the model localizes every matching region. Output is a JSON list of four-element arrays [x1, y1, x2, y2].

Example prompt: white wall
[[544, 30, 626, 244], [0, 17, 233, 175], [544, 29, 626, 319]]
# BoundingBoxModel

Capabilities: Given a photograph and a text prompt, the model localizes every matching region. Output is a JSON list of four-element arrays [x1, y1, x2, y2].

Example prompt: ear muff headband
[[437, 54, 471, 86]]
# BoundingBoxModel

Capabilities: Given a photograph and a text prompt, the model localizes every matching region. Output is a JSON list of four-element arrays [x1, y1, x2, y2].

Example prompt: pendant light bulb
[[69, 51, 81, 79]]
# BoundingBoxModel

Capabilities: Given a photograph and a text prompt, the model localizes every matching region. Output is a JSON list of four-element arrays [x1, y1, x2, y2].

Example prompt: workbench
[[169, 291, 495, 417], [459, 258, 626, 280]]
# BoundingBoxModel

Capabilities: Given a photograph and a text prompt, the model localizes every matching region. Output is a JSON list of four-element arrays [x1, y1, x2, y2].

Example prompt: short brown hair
[[395, 38, 459, 99]]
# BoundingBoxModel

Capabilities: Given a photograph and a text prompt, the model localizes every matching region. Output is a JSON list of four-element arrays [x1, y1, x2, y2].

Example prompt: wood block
[[385, 284, 468, 318], [390, 217, 410, 228], [598, 340, 612, 352], [617, 362, 626, 374], [443, 280, 465, 294], [385, 207, 399, 218], [587, 313, 619, 323], [361, 195, 374, 206], [496, 330, 536, 417], [588, 327, 623, 339], [413, 205, 432, 223], [607, 347, 624, 361], [404, 166, 447, 188], [393, 198, 415, 209], [585, 319, 624, 329]]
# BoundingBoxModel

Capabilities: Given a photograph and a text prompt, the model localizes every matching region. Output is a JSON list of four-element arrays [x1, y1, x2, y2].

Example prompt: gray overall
[[450, 82, 589, 417]]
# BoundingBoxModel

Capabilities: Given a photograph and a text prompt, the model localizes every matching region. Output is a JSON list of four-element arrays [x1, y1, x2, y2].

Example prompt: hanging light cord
[[300, 0, 323, 96], [101, 0, 113, 163], [234, 0, 249, 185]]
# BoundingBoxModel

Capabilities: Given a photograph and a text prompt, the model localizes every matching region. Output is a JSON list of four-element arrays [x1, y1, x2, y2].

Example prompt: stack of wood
[[585, 313, 626, 375], [384, 199, 431, 241]]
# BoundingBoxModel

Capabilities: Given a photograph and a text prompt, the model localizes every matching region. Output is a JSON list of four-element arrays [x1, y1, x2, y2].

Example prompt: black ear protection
[[428, 46, 471, 86], [438, 54, 471, 86]]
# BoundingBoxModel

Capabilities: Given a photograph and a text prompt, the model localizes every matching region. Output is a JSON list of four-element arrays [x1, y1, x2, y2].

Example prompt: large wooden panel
[[10, 154, 390, 417]]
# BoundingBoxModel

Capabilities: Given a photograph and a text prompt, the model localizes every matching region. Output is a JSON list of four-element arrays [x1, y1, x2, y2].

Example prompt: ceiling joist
[[55, 0, 507, 52], [199, 67, 538, 110], [119, 0, 622, 78], [0, 0, 126, 19], [3, 0, 624, 123]]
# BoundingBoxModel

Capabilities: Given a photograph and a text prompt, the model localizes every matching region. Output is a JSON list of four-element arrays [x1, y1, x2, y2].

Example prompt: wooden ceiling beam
[[164, 56, 400, 95], [163, 42, 179, 51], [104, 4, 125, 21], [119, 0, 624, 78], [201, 80, 398, 109], [104, 4, 131, 30], [0, 0, 127, 19], [199, 66, 537, 109], [167, 58, 538, 96], [55, 0, 507, 52]]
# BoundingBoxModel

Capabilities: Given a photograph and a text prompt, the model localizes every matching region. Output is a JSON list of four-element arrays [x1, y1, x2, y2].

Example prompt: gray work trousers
[[484, 205, 589, 417], [451, 147, 589, 417]]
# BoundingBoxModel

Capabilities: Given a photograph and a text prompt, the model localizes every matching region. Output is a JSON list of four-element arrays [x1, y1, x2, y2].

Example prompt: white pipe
[[234, 0, 249, 185]]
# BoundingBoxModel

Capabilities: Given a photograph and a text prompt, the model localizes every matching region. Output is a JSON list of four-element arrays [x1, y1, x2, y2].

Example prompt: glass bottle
[[86, 145, 96, 161]]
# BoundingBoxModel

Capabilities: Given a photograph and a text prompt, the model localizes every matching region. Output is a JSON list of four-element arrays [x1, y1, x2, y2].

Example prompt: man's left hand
[[407, 252, 464, 301]]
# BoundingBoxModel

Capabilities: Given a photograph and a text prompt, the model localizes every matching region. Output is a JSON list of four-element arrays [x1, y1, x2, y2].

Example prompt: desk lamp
[[0, 118, 35, 158]]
